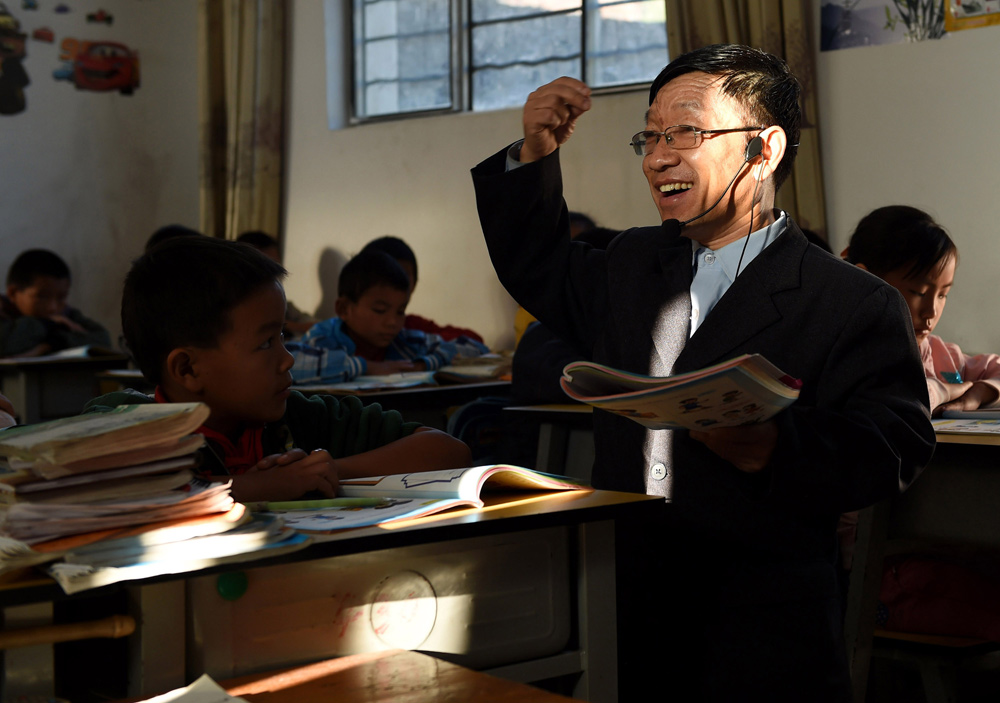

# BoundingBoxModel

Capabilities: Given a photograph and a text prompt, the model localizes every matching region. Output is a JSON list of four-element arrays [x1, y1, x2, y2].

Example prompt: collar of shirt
[[688, 210, 787, 336]]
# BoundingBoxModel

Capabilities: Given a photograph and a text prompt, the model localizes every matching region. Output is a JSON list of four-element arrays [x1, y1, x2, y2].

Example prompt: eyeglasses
[[629, 125, 764, 156]]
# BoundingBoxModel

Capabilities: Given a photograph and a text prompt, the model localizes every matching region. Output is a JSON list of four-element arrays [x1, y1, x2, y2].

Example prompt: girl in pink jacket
[[844, 205, 1000, 415]]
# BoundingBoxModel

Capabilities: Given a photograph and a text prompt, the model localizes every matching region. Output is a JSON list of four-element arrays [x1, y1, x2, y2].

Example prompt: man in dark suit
[[472, 45, 934, 701]]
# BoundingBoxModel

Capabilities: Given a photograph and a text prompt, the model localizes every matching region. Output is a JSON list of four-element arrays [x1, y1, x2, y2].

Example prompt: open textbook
[[559, 354, 801, 430], [266, 465, 590, 533]]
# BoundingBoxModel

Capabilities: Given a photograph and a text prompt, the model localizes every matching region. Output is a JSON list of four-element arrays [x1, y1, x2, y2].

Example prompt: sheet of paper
[[137, 673, 248, 703]]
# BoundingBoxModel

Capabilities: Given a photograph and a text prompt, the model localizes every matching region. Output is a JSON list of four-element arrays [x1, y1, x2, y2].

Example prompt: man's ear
[[164, 348, 204, 393], [754, 126, 787, 183], [334, 296, 350, 319], [5, 284, 19, 300], [840, 246, 850, 261]]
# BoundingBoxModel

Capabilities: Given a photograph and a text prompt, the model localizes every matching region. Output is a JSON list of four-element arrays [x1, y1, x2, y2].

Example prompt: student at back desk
[[1, 249, 111, 357], [361, 236, 485, 344], [289, 250, 487, 384], [84, 237, 471, 503]]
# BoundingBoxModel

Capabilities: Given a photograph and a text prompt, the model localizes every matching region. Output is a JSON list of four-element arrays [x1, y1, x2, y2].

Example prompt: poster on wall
[[821, 0, 947, 51], [944, 0, 1000, 31]]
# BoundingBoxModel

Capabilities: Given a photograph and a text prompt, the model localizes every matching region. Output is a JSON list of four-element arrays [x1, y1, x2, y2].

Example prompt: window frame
[[349, 0, 665, 124]]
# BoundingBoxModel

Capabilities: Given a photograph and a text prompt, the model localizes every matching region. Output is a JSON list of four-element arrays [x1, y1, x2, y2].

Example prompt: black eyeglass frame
[[629, 125, 765, 156]]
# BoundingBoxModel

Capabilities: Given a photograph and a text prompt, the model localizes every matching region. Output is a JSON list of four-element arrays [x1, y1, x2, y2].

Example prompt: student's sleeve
[[282, 391, 420, 457], [60, 308, 112, 348], [765, 285, 935, 514], [472, 146, 610, 355], [0, 316, 51, 356], [396, 331, 454, 371], [954, 342, 1000, 408], [287, 342, 365, 383]]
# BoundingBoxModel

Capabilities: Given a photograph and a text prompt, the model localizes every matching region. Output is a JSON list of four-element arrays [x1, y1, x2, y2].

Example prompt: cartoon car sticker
[[53, 40, 140, 95]]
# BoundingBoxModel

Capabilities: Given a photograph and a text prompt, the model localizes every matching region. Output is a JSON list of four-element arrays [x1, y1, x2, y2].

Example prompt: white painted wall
[[0, 0, 198, 341]]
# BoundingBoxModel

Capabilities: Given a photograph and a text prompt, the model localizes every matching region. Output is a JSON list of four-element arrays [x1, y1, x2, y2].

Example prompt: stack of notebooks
[[0, 403, 309, 593]]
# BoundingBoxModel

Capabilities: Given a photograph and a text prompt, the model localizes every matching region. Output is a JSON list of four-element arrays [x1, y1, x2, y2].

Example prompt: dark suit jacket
[[473, 146, 935, 701]]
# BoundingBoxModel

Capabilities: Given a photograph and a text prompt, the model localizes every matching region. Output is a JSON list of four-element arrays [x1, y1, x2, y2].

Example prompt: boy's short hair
[[145, 224, 202, 253], [236, 230, 280, 250], [7, 249, 71, 288], [360, 236, 418, 284], [338, 249, 411, 302], [122, 237, 286, 384], [846, 205, 958, 280]]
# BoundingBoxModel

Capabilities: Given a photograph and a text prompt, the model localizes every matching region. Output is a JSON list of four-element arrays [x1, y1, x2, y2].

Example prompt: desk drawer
[[186, 527, 571, 678]]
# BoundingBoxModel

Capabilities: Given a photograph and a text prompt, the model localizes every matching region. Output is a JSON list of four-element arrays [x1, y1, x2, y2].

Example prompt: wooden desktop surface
[[221, 649, 584, 703], [0, 488, 663, 607]]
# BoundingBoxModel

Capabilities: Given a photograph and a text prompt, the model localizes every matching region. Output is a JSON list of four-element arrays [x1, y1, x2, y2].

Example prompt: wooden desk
[[96, 368, 153, 395], [845, 433, 1000, 701], [219, 649, 584, 703], [1, 489, 662, 703], [0, 354, 130, 424], [294, 380, 512, 429]]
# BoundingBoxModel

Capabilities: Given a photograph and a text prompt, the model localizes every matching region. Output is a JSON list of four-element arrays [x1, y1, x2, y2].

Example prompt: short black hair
[[236, 230, 280, 250], [648, 44, 801, 190], [7, 249, 71, 288], [121, 236, 286, 384], [845, 206, 958, 280], [338, 249, 411, 302], [360, 236, 418, 283], [146, 224, 202, 252]]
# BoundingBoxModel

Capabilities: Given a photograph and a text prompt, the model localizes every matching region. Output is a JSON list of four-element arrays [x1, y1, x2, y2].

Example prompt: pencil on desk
[[248, 497, 389, 512]]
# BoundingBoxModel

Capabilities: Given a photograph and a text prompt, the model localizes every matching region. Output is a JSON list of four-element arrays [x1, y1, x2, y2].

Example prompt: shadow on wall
[[314, 247, 346, 320]]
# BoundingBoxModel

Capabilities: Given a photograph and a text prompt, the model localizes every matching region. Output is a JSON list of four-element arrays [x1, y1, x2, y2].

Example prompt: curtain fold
[[198, 0, 286, 241], [664, 0, 826, 238]]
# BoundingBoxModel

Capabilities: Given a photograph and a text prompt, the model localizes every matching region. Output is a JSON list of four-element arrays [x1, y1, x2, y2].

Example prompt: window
[[352, 0, 668, 120]]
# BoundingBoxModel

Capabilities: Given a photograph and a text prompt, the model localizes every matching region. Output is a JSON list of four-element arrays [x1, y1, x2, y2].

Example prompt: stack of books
[[0, 403, 309, 593]]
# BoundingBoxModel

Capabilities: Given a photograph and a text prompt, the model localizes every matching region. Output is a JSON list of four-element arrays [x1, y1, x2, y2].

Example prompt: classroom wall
[[0, 0, 198, 341]]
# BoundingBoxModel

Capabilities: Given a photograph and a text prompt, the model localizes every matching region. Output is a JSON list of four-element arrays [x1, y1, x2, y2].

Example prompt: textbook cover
[[560, 354, 801, 430]]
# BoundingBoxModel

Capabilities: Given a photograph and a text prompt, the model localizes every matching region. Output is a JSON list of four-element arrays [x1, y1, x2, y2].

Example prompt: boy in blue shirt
[[85, 237, 471, 503], [290, 250, 487, 383], [1, 249, 111, 357]]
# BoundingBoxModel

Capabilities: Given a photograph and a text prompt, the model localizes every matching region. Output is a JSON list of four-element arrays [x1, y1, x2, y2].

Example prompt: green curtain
[[664, 0, 827, 239], [198, 0, 286, 241]]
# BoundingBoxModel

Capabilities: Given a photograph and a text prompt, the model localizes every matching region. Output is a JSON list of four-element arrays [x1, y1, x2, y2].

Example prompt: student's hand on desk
[[936, 381, 1000, 415], [366, 360, 416, 375], [520, 77, 592, 163], [232, 448, 339, 502], [689, 421, 778, 473]]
